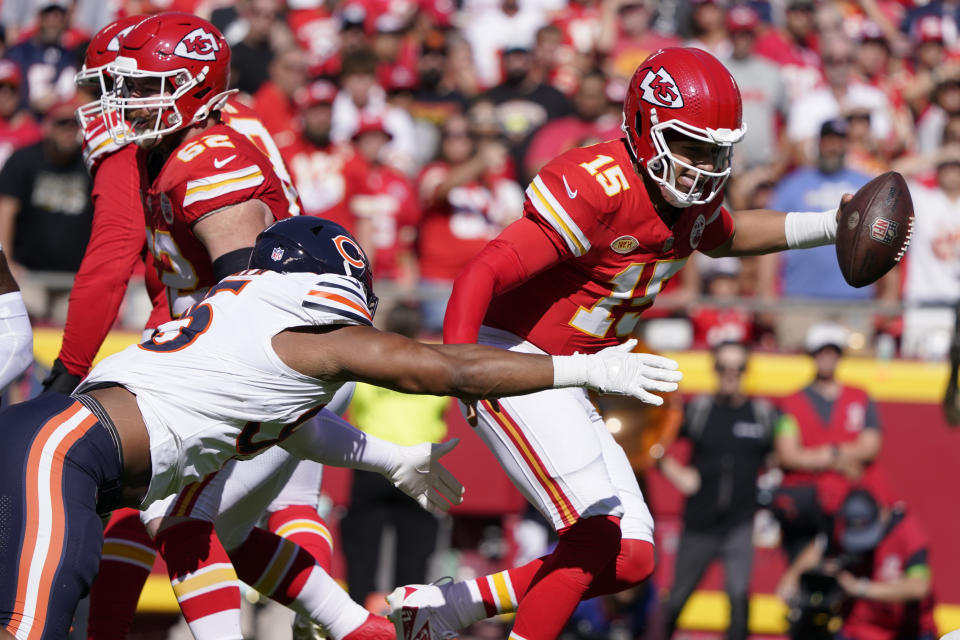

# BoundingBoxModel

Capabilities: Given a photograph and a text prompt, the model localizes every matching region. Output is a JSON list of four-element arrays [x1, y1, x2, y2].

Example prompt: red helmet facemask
[[622, 47, 746, 207]]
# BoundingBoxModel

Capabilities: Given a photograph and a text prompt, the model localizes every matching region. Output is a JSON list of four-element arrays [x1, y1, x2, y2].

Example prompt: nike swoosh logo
[[562, 174, 578, 199], [213, 154, 236, 169]]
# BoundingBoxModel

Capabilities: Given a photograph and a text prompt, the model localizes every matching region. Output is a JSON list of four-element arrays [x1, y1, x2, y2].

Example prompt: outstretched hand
[[585, 339, 683, 406], [387, 438, 465, 513]]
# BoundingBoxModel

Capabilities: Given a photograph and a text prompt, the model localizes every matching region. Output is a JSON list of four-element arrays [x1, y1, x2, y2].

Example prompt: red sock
[[267, 506, 333, 573], [154, 520, 243, 640], [228, 526, 316, 604], [509, 515, 622, 640], [87, 508, 157, 640], [449, 527, 653, 631]]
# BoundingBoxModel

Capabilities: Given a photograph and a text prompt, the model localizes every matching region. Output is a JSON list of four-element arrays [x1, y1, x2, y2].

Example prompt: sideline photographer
[[777, 488, 936, 640]]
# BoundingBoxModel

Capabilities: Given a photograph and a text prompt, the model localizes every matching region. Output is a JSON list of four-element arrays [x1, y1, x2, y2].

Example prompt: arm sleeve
[[0, 291, 32, 389], [57, 148, 146, 376], [280, 407, 399, 473], [443, 216, 564, 344]]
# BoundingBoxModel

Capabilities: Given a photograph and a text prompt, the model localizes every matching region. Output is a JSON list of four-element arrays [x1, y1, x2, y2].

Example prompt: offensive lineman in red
[[389, 47, 851, 639]]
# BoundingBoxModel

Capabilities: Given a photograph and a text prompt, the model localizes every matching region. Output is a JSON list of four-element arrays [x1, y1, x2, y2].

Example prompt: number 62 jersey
[[483, 138, 735, 355], [79, 269, 374, 509]]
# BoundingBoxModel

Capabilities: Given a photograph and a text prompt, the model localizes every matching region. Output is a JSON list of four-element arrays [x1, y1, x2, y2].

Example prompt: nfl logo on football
[[271, 247, 284, 261], [870, 218, 898, 246]]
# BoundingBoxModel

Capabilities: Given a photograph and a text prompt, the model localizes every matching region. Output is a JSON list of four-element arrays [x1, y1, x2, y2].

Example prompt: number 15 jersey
[[484, 139, 735, 355]]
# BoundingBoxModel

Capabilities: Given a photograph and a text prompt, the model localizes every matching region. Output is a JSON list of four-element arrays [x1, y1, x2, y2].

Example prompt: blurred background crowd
[[4, 0, 960, 359], [0, 0, 957, 639]]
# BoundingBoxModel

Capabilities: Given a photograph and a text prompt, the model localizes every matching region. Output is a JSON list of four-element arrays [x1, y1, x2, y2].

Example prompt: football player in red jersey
[[389, 47, 850, 639], [40, 14, 371, 640]]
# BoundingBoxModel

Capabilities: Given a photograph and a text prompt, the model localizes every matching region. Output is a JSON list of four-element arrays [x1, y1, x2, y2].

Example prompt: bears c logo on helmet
[[174, 28, 221, 61], [639, 67, 684, 109]]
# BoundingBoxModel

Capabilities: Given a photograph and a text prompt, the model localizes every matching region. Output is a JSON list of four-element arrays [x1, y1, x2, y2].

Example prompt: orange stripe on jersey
[[480, 400, 578, 527], [11, 404, 98, 640], [306, 290, 373, 322]]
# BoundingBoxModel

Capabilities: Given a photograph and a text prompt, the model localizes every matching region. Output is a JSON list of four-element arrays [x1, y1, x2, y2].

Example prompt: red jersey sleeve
[[522, 153, 615, 259], [57, 145, 145, 376], [697, 205, 735, 253]]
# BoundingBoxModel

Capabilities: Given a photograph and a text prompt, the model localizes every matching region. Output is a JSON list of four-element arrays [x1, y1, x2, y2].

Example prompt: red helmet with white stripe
[[622, 47, 745, 207], [103, 12, 234, 146]]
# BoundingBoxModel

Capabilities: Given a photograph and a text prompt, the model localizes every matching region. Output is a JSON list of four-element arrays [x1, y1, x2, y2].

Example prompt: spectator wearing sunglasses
[[656, 340, 781, 640]]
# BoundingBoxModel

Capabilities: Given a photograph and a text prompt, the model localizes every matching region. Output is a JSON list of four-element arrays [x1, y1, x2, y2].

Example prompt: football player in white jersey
[[50, 15, 343, 639], [0, 216, 681, 640]]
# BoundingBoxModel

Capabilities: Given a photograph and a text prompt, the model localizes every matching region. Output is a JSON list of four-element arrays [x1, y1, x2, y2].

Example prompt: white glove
[[385, 438, 465, 513], [552, 339, 682, 406]]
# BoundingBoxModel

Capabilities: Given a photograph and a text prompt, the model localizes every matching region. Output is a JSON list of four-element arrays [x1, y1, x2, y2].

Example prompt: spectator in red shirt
[[772, 322, 887, 562], [416, 113, 521, 332], [283, 79, 369, 232], [252, 45, 309, 149], [524, 68, 620, 178], [348, 114, 420, 291], [597, 0, 681, 87], [753, 0, 822, 104], [0, 60, 41, 170], [778, 488, 936, 640]]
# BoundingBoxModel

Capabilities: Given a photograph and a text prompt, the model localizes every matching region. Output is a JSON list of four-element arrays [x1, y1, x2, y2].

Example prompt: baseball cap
[[805, 321, 849, 354], [44, 98, 82, 124], [38, 0, 70, 11], [837, 489, 886, 552], [298, 80, 338, 109], [819, 117, 849, 139], [787, 0, 816, 11], [383, 65, 418, 92], [0, 60, 20, 87], [352, 114, 392, 140], [726, 5, 759, 32], [912, 15, 944, 44]]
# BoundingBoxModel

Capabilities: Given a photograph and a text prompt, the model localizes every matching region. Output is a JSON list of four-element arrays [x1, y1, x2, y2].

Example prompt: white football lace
[[895, 215, 914, 263]]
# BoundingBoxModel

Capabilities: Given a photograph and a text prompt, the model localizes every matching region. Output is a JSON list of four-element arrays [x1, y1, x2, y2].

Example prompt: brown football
[[835, 171, 914, 288]]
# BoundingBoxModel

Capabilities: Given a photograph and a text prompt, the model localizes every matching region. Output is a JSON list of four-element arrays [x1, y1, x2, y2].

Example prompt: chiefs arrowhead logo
[[173, 28, 221, 61], [639, 66, 683, 109]]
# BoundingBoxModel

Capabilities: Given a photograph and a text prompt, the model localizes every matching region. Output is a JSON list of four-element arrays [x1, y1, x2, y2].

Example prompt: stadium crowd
[[1, 0, 959, 358], [0, 0, 951, 639]]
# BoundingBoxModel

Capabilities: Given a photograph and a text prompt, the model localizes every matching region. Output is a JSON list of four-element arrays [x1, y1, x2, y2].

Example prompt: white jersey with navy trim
[[80, 269, 373, 508]]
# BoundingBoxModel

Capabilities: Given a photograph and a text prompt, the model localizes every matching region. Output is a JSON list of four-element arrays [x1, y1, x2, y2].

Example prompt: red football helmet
[[622, 47, 746, 207], [75, 14, 145, 127], [103, 12, 235, 145]]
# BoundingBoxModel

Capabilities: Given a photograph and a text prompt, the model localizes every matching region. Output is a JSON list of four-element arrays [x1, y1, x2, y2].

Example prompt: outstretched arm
[[706, 199, 848, 258], [274, 327, 682, 406], [281, 408, 464, 512]]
